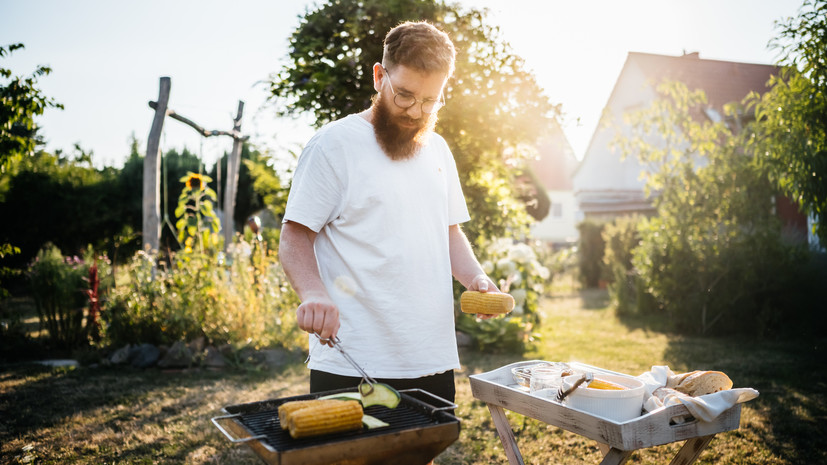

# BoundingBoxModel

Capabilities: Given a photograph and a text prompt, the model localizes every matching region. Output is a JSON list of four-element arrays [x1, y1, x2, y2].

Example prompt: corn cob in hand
[[460, 291, 515, 315]]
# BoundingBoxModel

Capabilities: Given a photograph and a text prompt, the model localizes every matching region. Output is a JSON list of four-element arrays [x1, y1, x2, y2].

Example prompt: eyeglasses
[[381, 65, 445, 114]]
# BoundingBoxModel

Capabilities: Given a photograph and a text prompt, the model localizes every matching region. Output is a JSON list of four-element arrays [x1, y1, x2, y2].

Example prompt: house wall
[[530, 189, 578, 246], [573, 61, 659, 221]]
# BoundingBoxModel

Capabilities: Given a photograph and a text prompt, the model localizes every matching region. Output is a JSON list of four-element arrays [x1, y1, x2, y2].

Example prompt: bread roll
[[666, 371, 700, 388], [674, 371, 733, 396]]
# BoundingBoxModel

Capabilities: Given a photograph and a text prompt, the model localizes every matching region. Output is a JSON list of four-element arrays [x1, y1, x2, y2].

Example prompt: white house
[[572, 51, 808, 242], [526, 123, 579, 247]]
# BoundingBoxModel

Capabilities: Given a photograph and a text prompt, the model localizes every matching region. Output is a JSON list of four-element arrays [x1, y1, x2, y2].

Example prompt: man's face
[[371, 64, 446, 160]]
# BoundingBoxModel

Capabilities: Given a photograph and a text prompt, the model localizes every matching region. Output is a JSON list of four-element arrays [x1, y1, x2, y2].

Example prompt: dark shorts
[[310, 369, 456, 404]]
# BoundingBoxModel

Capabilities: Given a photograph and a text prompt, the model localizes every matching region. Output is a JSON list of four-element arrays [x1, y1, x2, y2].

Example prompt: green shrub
[[612, 80, 824, 338], [0, 297, 44, 362], [577, 220, 606, 288], [547, 245, 578, 279], [632, 216, 823, 337], [103, 239, 302, 350], [0, 242, 20, 300], [27, 244, 112, 349], [602, 215, 657, 316], [103, 168, 301, 352]]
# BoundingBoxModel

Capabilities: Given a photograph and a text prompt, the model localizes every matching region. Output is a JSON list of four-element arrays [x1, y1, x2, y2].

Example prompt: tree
[[0, 44, 63, 172], [747, 0, 827, 245], [616, 82, 820, 336], [0, 150, 127, 268], [209, 142, 282, 232], [269, 0, 560, 246]]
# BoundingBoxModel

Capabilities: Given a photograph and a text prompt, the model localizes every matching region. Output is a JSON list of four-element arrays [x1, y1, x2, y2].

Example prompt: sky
[[1, 0, 804, 169]]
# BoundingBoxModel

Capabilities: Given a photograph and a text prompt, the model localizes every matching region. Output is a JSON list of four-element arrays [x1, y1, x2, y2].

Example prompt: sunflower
[[180, 172, 213, 191]]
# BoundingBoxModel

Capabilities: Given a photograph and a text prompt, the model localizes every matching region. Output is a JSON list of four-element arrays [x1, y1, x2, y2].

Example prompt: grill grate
[[224, 389, 452, 452]]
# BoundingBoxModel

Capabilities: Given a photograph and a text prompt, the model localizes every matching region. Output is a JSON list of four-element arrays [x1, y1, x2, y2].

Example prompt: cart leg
[[486, 404, 525, 465], [598, 447, 633, 465], [668, 434, 715, 465]]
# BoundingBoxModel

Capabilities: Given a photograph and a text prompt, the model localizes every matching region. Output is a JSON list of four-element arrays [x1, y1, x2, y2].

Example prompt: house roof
[[528, 122, 578, 191], [629, 51, 777, 115], [576, 51, 778, 178]]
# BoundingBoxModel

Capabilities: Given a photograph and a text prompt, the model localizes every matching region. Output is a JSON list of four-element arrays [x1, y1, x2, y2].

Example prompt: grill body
[[213, 388, 460, 465]]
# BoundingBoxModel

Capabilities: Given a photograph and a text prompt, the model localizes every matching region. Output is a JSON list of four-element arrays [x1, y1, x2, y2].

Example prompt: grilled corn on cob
[[288, 399, 364, 439], [278, 399, 341, 429], [460, 291, 515, 314]]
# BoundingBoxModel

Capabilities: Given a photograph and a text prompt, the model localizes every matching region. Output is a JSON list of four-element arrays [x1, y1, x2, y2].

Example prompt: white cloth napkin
[[636, 366, 759, 422]]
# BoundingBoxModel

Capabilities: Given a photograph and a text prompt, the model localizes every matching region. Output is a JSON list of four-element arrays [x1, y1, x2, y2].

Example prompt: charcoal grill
[[212, 388, 460, 465]]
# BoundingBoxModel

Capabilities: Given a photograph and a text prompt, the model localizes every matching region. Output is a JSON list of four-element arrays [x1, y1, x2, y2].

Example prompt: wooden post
[[143, 77, 170, 253], [147, 89, 247, 254], [223, 101, 244, 251]]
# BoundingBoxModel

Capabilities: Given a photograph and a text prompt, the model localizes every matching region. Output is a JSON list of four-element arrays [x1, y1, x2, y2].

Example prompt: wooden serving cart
[[469, 361, 743, 465]]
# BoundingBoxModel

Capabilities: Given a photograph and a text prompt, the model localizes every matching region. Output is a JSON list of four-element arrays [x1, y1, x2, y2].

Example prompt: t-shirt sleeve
[[282, 138, 344, 233]]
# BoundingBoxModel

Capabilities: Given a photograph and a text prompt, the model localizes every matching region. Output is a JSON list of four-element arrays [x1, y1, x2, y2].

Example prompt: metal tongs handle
[[556, 372, 594, 402], [315, 334, 377, 395]]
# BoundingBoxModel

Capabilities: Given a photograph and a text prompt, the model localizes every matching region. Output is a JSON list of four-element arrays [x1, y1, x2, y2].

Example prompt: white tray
[[469, 360, 742, 451]]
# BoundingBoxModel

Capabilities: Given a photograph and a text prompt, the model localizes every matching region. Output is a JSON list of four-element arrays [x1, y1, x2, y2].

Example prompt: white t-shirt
[[283, 113, 470, 378]]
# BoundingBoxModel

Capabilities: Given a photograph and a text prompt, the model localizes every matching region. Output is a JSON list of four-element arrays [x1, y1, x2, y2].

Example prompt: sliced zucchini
[[318, 392, 363, 402], [361, 414, 390, 429], [359, 382, 401, 409]]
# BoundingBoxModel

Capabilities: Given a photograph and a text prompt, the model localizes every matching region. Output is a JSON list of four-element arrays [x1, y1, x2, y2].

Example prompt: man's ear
[[372, 63, 384, 93]]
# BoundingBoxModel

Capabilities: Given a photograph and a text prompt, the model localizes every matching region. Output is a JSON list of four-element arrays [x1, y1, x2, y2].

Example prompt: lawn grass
[[1, 287, 824, 464]]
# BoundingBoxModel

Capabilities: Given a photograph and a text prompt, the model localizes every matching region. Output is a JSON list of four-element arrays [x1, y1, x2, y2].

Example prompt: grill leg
[[487, 404, 525, 465]]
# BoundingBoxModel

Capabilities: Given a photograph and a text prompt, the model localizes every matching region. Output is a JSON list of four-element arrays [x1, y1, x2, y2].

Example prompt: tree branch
[[148, 101, 249, 141]]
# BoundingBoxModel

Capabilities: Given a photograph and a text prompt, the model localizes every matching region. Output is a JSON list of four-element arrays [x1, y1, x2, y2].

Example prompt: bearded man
[[279, 21, 501, 404]]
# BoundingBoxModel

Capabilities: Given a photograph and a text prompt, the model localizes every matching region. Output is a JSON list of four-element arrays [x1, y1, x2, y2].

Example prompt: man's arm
[[279, 220, 340, 343], [448, 224, 498, 292]]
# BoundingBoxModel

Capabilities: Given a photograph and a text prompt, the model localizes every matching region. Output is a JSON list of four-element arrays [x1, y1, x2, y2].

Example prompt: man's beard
[[371, 92, 438, 161]]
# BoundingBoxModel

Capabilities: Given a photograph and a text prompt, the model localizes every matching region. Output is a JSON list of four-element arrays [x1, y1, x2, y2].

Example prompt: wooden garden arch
[[143, 76, 249, 253]]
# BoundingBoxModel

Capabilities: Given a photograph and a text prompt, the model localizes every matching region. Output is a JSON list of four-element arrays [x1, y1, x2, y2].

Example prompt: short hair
[[382, 21, 456, 77]]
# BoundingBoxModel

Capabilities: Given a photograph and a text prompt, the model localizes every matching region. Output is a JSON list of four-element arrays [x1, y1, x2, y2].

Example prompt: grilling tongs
[[314, 334, 377, 395]]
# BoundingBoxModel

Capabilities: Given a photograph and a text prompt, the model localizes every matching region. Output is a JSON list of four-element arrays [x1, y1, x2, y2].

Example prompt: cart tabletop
[[469, 360, 742, 458]]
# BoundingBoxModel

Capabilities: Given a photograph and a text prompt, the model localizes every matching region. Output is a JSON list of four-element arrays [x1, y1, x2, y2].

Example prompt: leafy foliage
[[0, 43, 63, 171], [270, 0, 559, 246], [577, 220, 606, 288], [0, 151, 134, 270], [615, 82, 823, 336], [0, 242, 20, 300], [27, 244, 113, 349], [208, 142, 279, 231], [746, 0, 827, 245], [0, 138, 285, 269], [602, 215, 657, 316], [103, 240, 302, 351], [243, 151, 291, 223]]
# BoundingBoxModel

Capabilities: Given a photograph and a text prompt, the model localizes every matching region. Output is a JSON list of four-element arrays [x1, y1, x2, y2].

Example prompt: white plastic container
[[561, 373, 645, 423]]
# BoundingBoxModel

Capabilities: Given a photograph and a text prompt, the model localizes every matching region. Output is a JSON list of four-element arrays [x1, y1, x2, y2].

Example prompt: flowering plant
[[103, 239, 302, 351], [480, 237, 550, 319], [174, 172, 220, 254], [27, 244, 112, 348]]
